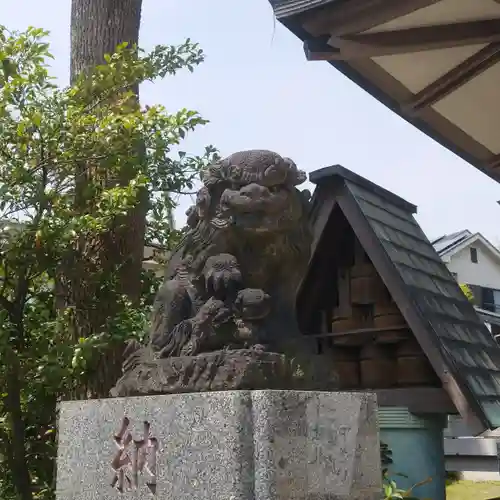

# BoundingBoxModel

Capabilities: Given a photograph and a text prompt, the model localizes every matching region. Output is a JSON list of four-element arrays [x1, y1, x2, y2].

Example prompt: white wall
[[446, 242, 500, 289], [442, 241, 500, 480]]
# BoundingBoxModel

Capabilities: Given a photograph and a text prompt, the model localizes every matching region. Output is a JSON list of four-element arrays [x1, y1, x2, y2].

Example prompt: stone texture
[[56, 390, 381, 500], [147, 150, 313, 364], [110, 349, 339, 397]]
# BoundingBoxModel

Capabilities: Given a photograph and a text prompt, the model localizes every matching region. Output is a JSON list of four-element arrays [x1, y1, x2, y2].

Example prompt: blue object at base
[[379, 407, 447, 500]]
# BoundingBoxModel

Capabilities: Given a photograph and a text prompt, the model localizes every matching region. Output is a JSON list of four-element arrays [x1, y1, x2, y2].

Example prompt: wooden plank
[[357, 387, 456, 413], [336, 267, 351, 315], [487, 153, 500, 170], [307, 20, 500, 60], [313, 325, 409, 345], [405, 43, 500, 114], [302, 0, 441, 37], [296, 192, 337, 331], [309, 192, 336, 260]]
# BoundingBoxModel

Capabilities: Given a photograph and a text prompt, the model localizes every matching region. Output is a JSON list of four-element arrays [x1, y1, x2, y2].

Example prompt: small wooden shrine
[[307, 237, 440, 393], [298, 165, 500, 434]]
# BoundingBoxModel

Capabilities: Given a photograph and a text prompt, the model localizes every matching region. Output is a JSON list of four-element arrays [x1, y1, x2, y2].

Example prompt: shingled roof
[[305, 165, 500, 432]]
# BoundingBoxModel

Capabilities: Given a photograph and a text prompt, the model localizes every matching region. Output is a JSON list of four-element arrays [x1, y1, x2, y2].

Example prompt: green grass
[[446, 480, 500, 500]]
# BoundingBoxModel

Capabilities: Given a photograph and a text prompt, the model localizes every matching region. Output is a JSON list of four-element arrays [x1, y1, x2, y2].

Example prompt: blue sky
[[2, 0, 499, 242]]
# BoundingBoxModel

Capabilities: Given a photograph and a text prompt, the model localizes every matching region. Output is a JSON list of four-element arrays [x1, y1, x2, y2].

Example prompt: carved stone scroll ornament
[[111, 150, 338, 397]]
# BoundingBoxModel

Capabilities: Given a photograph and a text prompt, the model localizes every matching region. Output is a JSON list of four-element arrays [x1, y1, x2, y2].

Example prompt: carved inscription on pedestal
[[111, 417, 159, 495]]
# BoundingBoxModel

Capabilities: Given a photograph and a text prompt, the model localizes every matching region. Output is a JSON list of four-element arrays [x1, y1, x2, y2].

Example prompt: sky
[[1, 0, 499, 243]]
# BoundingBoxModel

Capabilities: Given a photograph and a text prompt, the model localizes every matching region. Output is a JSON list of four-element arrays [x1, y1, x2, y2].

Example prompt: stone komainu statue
[[112, 150, 337, 396]]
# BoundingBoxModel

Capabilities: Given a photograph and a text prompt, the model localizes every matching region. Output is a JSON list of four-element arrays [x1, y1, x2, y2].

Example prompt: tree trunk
[[70, 0, 142, 82], [69, 0, 145, 397], [5, 356, 33, 500]]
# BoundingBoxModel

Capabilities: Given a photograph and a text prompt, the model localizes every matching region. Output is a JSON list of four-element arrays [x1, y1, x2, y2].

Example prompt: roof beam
[[487, 154, 500, 170], [372, 387, 456, 414], [305, 20, 500, 61], [302, 0, 440, 37], [404, 43, 500, 115], [304, 35, 341, 61]]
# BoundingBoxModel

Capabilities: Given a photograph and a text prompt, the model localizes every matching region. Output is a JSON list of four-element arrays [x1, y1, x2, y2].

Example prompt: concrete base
[[56, 390, 381, 500]]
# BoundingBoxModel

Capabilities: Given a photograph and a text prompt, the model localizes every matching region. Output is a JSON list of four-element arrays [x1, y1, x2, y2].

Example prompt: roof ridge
[[310, 164, 417, 214]]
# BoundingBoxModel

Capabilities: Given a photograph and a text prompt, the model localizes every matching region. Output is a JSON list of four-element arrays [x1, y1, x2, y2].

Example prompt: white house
[[433, 230, 500, 479], [432, 230, 500, 339]]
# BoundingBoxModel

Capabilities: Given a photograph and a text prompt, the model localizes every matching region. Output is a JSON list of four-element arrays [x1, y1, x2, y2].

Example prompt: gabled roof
[[432, 230, 473, 256], [432, 230, 500, 264], [305, 164, 500, 433], [268, 0, 500, 184]]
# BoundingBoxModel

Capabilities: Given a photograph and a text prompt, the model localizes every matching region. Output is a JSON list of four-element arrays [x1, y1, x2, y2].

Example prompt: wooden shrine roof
[[269, 0, 500, 183], [303, 164, 500, 432]]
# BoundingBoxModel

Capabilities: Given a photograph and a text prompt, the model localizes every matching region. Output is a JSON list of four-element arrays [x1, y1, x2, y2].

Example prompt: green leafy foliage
[[0, 25, 218, 500], [382, 471, 432, 500], [459, 283, 474, 303], [380, 442, 432, 500]]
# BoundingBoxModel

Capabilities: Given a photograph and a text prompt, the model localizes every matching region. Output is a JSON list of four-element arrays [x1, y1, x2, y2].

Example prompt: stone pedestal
[[56, 391, 381, 500]]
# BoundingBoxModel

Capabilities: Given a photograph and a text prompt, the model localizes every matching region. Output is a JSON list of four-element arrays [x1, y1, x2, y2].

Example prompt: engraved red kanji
[[111, 417, 159, 494]]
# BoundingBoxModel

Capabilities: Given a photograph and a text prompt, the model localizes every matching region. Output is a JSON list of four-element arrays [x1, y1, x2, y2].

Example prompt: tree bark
[[70, 0, 142, 82], [69, 0, 145, 397], [5, 356, 33, 500]]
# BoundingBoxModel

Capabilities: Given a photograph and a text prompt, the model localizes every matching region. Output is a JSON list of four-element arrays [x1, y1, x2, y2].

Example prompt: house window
[[470, 247, 478, 263], [494, 290, 500, 314], [481, 287, 500, 313], [482, 287, 494, 311]]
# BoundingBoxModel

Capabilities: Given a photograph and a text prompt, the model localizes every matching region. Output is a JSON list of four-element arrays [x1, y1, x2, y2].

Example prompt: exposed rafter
[[404, 43, 500, 115], [302, 0, 440, 37], [487, 154, 500, 170], [270, 0, 500, 186], [304, 35, 340, 61], [306, 19, 500, 60]]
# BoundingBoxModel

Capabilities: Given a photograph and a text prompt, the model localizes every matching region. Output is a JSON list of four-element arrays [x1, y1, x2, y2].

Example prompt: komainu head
[[190, 150, 309, 235]]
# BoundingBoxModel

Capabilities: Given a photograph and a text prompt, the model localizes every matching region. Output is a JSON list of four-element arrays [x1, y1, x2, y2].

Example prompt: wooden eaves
[[269, 0, 500, 182]]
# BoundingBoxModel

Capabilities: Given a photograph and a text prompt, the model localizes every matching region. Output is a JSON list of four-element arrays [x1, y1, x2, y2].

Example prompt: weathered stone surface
[[110, 348, 339, 397], [146, 150, 313, 363], [56, 390, 381, 500], [113, 150, 318, 395]]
